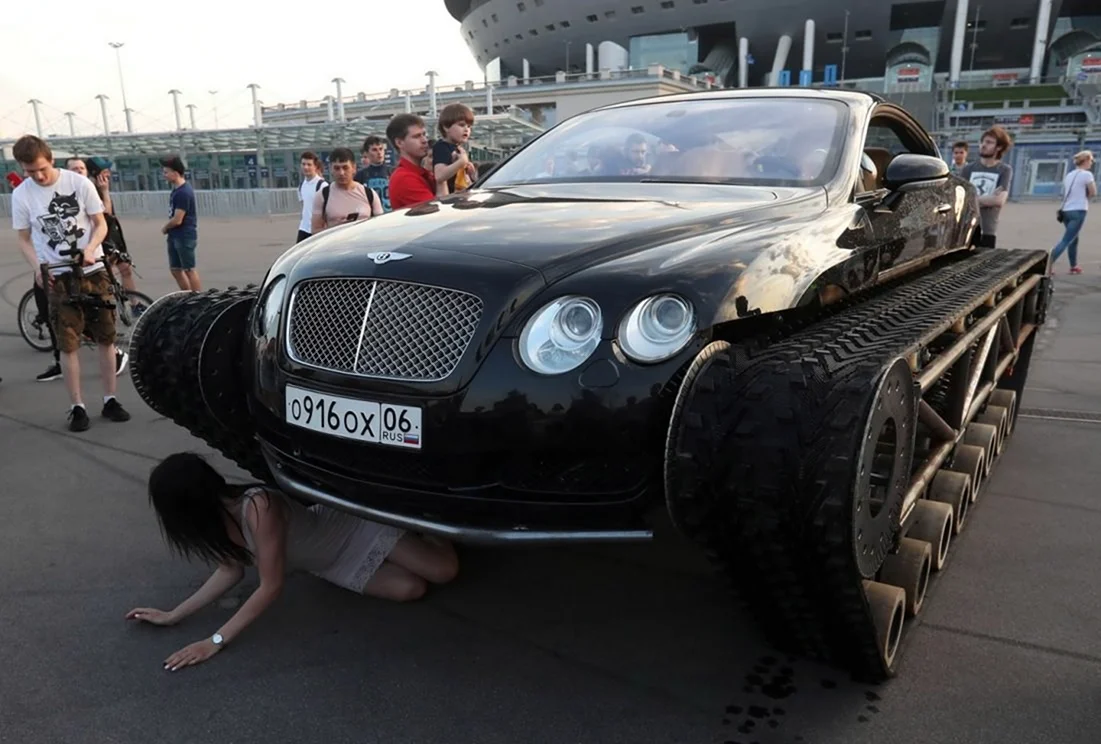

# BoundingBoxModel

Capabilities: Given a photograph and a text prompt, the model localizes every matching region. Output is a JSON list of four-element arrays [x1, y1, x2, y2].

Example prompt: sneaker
[[36, 363, 63, 382], [101, 398, 131, 422], [1070, 266, 1083, 275], [68, 405, 90, 432], [115, 350, 129, 377]]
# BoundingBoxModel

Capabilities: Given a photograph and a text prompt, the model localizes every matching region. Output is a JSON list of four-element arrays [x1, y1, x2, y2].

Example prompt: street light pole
[[840, 10, 850, 83], [168, 89, 183, 131], [208, 90, 219, 129], [186, 103, 198, 130], [27, 99, 43, 137], [108, 42, 133, 133], [95, 94, 111, 135]]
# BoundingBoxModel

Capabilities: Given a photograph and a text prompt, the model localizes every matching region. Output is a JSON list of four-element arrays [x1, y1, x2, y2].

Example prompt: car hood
[[293, 183, 809, 281]]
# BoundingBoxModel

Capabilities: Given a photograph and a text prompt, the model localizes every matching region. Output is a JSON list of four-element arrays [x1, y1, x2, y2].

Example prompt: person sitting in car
[[619, 133, 651, 176]]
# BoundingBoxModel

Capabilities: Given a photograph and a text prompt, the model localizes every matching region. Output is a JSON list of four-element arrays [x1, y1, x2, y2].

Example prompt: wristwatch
[[211, 632, 224, 646]]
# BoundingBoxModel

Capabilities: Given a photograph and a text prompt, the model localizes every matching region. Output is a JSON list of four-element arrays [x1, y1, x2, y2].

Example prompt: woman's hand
[[126, 607, 179, 626], [163, 638, 222, 671]]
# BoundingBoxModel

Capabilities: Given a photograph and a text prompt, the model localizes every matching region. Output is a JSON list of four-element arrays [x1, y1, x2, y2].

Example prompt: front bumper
[[250, 333, 703, 544]]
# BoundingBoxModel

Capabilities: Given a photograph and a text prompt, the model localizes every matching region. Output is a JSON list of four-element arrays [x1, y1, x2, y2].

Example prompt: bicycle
[[17, 245, 155, 354]]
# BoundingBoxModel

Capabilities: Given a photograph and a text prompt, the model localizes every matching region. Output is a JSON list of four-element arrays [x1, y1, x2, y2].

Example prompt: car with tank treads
[[129, 88, 1053, 683]]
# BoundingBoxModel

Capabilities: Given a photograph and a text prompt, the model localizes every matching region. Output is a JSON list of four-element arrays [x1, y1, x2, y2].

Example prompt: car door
[[857, 109, 956, 273]]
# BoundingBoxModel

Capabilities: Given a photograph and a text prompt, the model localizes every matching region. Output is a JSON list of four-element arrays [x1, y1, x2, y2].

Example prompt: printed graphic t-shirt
[[355, 163, 393, 212], [960, 161, 1012, 237], [11, 168, 106, 276], [298, 175, 327, 233], [168, 181, 198, 240]]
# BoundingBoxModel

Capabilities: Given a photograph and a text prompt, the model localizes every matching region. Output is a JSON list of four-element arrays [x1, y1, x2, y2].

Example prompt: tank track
[[130, 286, 271, 480], [665, 248, 1050, 682]]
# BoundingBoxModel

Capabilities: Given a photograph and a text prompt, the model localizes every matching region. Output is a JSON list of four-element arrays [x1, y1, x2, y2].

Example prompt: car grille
[[286, 278, 483, 381]]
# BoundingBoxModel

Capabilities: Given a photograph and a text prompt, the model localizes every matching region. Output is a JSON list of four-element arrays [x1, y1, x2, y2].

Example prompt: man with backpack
[[310, 147, 382, 234], [296, 151, 327, 243]]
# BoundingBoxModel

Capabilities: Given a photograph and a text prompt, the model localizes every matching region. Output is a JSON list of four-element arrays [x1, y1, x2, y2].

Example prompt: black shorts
[[296, 230, 311, 243]]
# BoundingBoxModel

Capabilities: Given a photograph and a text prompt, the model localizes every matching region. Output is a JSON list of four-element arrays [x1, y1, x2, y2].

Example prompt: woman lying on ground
[[126, 452, 458, 671]]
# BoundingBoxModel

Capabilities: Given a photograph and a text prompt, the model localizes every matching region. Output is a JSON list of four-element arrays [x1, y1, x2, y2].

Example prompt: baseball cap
[[85, 156, 114, 177]]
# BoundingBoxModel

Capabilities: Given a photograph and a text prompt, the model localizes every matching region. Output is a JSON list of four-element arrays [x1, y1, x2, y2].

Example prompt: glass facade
[[629, 32, 699, 75]]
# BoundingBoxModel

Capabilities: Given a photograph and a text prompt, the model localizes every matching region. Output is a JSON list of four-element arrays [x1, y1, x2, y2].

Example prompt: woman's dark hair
[[148, 452, 253, 565]]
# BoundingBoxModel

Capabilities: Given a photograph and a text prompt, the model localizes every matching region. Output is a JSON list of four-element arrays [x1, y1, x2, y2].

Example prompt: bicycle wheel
[[113, 290, 156, 351], [18, 288, 54, 352]]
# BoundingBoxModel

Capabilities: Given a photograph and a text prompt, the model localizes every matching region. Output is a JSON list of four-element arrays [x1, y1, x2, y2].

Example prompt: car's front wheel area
[[129, 286, 271, 480]]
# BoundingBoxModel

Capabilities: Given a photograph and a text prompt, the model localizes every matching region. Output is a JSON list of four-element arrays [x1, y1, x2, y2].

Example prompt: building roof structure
[[0, 112, 545, 159]]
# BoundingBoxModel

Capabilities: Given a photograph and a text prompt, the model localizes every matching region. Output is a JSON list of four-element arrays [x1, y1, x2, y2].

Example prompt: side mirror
[[884, 154, 949, 193]]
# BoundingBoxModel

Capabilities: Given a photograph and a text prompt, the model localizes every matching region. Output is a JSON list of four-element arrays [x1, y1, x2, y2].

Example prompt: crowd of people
[[0, 107, 493, 669], [948, 125, 1095, 273], [294, 103, 493, 243]]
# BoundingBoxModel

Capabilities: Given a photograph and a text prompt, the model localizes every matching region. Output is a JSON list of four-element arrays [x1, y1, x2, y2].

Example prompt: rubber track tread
[[130, 288, 270, 480], [667, 249, 1047, 681]]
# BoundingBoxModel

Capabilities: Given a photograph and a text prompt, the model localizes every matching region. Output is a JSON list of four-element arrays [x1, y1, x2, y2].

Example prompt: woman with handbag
[[1052, 150, 1096, 275]]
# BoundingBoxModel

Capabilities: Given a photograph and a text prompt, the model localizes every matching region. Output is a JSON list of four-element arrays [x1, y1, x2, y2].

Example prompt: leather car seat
[[863, 147, 893, 189]]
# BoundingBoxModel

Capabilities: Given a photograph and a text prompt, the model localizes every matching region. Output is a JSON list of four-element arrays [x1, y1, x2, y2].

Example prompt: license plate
[[284, 384, 422, 450]]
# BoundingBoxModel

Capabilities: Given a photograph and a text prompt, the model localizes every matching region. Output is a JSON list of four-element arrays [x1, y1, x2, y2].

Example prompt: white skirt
[[307, 506, 406, 593]]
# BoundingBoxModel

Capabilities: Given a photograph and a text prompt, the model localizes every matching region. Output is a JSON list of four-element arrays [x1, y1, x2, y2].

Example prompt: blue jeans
[[1051, 210, 1087, 268], [166, 234, 198, 270]]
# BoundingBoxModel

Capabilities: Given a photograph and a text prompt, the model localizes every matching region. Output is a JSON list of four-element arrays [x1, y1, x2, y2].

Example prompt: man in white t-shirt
[[296, 151, 327, 243], [10, 135, 132, 432]]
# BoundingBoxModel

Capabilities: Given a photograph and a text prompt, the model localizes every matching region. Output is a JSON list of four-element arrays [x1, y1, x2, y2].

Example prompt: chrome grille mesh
[[287, 278, 483, 382]]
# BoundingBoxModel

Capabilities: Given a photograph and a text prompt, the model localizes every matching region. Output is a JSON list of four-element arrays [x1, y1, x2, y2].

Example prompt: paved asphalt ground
[[1, 203, 1099, 744]]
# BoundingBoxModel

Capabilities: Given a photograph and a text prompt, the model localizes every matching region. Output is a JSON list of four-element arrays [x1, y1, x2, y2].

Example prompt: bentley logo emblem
[[367, 251, 411, 265]]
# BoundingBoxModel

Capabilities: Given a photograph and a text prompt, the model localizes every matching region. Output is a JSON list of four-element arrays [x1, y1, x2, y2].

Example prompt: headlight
[[255, 276, 287, 337], [518, 296, 603, 375], [617, 294, 696, 363]]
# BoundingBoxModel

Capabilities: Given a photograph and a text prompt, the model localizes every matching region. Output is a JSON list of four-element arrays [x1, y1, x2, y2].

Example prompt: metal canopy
[[3, 113, 544, 157]]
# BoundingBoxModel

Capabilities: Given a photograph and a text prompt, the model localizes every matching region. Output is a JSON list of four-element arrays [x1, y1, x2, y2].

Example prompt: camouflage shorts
[[48, 270, 117, 353]]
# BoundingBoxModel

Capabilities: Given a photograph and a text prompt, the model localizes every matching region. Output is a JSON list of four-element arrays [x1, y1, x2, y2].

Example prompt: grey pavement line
[[1032, 358, 1101, 366], [0, 410, 164, 467], [922, 623, 1101, 667], [0, 268, 33, 309], [986, 490, 1101, 516], [429, 600, 722, 719], [1019, 409, 1101, 425]]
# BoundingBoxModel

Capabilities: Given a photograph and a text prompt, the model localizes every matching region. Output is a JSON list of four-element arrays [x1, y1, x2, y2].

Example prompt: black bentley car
[[223, 88, 980, 544]]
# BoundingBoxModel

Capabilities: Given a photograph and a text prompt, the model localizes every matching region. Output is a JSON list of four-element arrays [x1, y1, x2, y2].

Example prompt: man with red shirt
[[386, 114, 436, 210]]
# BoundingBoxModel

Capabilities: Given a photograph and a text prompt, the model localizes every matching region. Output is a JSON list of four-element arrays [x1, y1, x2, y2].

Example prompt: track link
[[665, 248, 1049, 681], [130, 287, 270, 480]]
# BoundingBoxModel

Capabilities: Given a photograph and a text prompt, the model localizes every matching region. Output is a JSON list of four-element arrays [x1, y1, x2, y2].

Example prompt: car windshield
[[481, 96, 849, 189]]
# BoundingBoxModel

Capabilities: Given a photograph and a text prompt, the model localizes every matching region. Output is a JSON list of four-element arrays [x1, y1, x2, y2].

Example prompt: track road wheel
[[862, 581, 905, 671], [877, 537, 932, 617], [961, 422, 999, 476], [948, 444, 986, 504], [999, 332, 1037, 428], [988, 390, 1017, 435], [928, 470, 971, 536], [976, 405, 1009, 457], [129, 286, 269, 480], [907, 500, 953, 572]]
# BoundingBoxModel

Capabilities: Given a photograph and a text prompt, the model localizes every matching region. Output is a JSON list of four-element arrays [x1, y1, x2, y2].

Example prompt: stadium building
[[2, 0, 1100, 210], [450, 0, 1101, 92]]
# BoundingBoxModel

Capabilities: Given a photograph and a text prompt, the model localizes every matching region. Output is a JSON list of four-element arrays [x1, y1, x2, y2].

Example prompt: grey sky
[[0, 0, 484, 138]]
